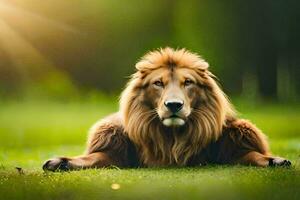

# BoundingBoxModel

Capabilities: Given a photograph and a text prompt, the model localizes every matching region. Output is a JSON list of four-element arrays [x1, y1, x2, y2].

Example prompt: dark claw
[[42, 160, 51, 171], [58, 158, 70, 171], [269, 157, 291, 167]]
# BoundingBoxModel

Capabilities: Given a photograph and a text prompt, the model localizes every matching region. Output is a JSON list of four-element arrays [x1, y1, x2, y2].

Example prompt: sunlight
[[0, 1, 78, 33], [0, 18, 55, 73], [0, 1, 78, 80]]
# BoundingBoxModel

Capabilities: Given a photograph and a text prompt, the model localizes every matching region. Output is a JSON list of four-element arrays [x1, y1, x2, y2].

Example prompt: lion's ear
[[193, 56, 209, 71], [135, 60, 151, 71], [201, 61, 209, 70], [135, 62, 150, 77]]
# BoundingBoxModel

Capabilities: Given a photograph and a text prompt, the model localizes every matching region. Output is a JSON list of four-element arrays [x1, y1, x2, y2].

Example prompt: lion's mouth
[[162, 115, 185, 127]]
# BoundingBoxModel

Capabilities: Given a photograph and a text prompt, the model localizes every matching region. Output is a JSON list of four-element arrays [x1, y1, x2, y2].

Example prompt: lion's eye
[[153, 80, 164, 87], [184, 79, 193, 87]]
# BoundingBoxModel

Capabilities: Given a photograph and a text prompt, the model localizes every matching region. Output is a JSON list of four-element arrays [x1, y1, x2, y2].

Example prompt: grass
[[0, 98, 300, 200]]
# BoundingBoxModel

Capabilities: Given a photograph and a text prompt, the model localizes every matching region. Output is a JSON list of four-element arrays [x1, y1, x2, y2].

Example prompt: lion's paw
[[269, 157, 291, 167], [43, 157, 70, 172]]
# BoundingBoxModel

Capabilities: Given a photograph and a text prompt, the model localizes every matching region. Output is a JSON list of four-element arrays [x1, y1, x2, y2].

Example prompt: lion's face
[[140, 67, 206, 127], [120, 47, 235, 166]]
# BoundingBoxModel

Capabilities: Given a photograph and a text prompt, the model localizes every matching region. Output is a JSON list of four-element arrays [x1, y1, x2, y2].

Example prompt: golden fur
[[43, 47, 291, 171]]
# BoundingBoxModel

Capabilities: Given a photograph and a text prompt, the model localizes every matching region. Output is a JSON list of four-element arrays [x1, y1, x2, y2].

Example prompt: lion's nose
[[164, 100, 184, 113]]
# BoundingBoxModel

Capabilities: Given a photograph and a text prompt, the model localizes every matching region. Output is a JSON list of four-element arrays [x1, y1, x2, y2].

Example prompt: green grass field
[[0, 99, 300, 200]]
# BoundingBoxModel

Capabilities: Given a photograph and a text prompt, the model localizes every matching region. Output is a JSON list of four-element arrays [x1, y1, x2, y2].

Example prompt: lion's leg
[[43, 152, 115, 171], [237, 151, 291, 167], [215, 119, 291, 167], [43, 113, 137, 171]]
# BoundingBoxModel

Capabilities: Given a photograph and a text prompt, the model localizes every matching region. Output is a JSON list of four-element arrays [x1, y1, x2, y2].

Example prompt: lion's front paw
[[269, 157, 291, 167], [43, 157, 70, 171]]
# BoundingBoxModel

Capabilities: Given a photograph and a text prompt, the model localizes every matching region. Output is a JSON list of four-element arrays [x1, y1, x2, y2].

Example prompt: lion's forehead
[[142, 67, 200, 84]]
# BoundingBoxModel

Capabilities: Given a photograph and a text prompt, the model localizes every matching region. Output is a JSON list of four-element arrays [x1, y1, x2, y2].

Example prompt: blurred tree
[[0, 0, 299, 101]]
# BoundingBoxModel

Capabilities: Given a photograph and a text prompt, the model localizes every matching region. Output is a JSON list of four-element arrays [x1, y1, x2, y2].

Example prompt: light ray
[[0, 1, 80, 34], [0, 18, 61, 80], [0, 0, 76, 84]]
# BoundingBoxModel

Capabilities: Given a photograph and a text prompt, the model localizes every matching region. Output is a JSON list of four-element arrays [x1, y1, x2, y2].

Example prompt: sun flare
[[0, 0, 78, 81]]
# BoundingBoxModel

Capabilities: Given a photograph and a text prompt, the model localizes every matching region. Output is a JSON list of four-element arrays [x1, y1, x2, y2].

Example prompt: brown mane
[[120, 48, 235, 166]]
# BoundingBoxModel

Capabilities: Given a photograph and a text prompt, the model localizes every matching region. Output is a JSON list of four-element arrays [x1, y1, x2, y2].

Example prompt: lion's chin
[[162, 117, 185, 127]]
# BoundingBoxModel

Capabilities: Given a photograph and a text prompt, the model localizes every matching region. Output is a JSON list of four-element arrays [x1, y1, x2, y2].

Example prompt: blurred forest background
[[0, 0, 299, 101]]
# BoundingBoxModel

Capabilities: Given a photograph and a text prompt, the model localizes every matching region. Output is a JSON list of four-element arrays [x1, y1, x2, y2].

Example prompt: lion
[[43, 47, 291, 171]]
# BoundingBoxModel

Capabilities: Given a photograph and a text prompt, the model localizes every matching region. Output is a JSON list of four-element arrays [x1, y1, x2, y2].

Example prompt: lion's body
[[85, 113, 270, 167], [43, 48, 291, 171]]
